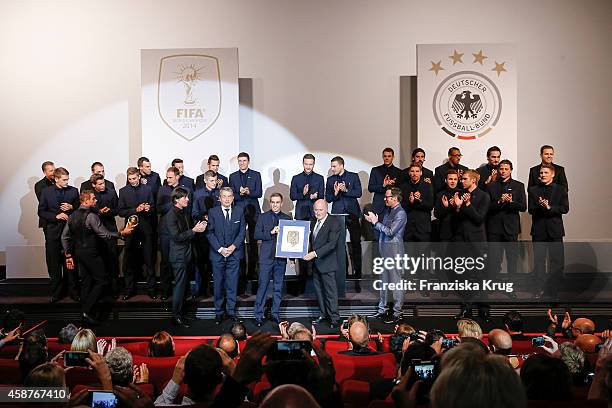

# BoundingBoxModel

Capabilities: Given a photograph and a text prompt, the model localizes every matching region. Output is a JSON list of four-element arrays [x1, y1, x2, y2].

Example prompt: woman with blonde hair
[[70, 328, 97, 353]]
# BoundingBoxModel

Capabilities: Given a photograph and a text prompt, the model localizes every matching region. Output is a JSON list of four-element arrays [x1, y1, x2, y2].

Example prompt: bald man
[[488, 329, 512, 355], [574, 334, 601, 354], [339, 321, 380, 356], [572, 318, 595, 337], [215, 333, 239, 359]]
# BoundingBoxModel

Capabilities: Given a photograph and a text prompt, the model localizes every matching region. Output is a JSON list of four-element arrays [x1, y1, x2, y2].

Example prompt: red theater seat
[[342, 379, 371, 407], [173, 339, 206, 355], [47, 342, 70, 357], [324, 340, 378, 355], [0, 359, 21, 385], [331, 353, 397, 385], [132, 355, 180, 394], [0, 345, 20, 358], [121, 341, 149, 356], [65, 366, 99, 391]]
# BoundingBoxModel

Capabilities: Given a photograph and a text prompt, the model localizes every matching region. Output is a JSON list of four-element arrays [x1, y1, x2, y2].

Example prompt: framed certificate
[[275, 219, 310, 258]]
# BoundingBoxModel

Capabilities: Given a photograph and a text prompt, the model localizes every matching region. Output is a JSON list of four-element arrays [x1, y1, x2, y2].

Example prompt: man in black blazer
[[487, 159, 526, 280], [433, 169, 461, 242], [454, 170, 490, 321], [433, 147, 468, 194], [304, 199, 342, 327], [79, 162, 115, 193], [35, 161, 56, 230], [409, 148, 434, 184], [368, 147, 403, 216], [528, 163, 569, 299], [195, 154, 229, 190], [38, 167, 80, 302], [400, 164, 433, 242], [476, 146, 501, 191], [528, 145, 568, 190], [164, 187, 207, 328]]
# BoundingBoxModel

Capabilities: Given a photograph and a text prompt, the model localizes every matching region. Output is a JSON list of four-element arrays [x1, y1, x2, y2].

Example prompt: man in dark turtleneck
[[528, 163, 569, 299]]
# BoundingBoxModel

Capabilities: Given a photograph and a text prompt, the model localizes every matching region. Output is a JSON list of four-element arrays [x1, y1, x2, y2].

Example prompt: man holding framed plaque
[[253, 193, 293, 326]]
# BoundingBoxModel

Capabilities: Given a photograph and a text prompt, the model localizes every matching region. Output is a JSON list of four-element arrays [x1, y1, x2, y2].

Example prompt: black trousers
[[533, 237, 564, 296], [170, 260, 190, 318], [194, 234, 212, 296], [100, 238, 119, 295], [44, 225, 78, 299], [487, 232, 519, 277], [346, 213, 362, 278], [75, 247, 108, 315], [123, 220, 156, 294], [159, 233, 174, 297], [313, 265, 339, 321]]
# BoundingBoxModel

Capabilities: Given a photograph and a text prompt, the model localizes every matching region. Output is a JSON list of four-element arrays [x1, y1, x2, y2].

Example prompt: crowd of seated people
[[2, 308, 612, 407]]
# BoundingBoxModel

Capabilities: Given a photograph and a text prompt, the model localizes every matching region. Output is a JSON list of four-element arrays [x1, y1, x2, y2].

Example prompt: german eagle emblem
[[452, 90, 483, 119]]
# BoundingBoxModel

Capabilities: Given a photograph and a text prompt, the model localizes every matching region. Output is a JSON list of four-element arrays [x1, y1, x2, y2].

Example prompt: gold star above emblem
[[449, 49, 464, 65], [429, 60, 444, 75], [472, 49, 488, 65], [492, 61, 507, 76]]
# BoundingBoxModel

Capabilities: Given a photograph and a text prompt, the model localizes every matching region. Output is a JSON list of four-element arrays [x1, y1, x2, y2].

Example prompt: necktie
[[224, 208, 230, 223], [313, 220, 322, 240]]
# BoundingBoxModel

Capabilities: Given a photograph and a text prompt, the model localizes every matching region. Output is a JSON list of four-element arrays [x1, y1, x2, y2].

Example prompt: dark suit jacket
[[35, 177, 55, 228], [325, 171, 362, 216], [400, 178, 434, 234], [37, 185, 80, 235], [487, 178, 526, 236], [254, 210, 292, 262], [477, 164, 497, 191], [207, 205, 247, 261], [195, 173, 228, 190], [229, 169, 263, 216], [157, 184, 192, 235], [457, 188, 490, 242], [290, 171, 325, 220], [528, 163, 568, 190], [433, 189, 460, 241], [310, 215, 342, 273], [117, 184, 155, 223], [164, 206, 196, 263], [368, 164, 403, 214], [80, 179, 115, 193], [433, 162, 468, 193], [528, 183, 569, 240], [192, 187, 220, 221]]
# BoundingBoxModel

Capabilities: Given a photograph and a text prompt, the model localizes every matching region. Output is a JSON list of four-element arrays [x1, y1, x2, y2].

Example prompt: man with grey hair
[[104, 347, 133, 386], [559, 342, 585, 379], [57, 323, 79, 344]]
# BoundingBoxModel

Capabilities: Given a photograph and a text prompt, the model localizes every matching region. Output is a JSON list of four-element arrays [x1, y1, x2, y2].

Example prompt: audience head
[[287, 322, 307, 338], [230, 322, 248, 341], [105, 347, 133, 386], [488, 329, 512, 355], [2, 308, 25, 333], [216, 333, 239, 359], [572, 317, 595, 336], [24, 363, 65, 387], [149, 331, 175, 357], [71, 328, 97, 353], [348, 321, 370, 349], [390, 324, 416, 363], [19, 330, 48, 380], [520, 353, 572, 400], [292, 329, 314, 342], [457, 318, 483, 339], [184, 344, 224, 402], [574, 333, 602, 354], [58, 323, 79, 344], [559, 342, 585, 377], [503, 311, 523, 333], [431, 343, 526, 408], [259, 384, 320, 408]]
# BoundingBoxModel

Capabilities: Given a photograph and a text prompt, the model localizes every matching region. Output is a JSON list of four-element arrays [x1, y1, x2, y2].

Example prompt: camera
[[90, 390, 118, 408], [64, 351, 89, 367], [442, 338, 458, 349], [266, 340, 312, 361], [531, 336, 545, 347]]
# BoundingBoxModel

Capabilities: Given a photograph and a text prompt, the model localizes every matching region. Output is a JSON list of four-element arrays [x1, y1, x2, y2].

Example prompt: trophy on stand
[[126, 215, 139, 229]]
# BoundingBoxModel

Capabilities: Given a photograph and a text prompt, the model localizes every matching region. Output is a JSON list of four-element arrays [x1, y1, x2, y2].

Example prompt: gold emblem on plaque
[[287, 230, 299, 247]]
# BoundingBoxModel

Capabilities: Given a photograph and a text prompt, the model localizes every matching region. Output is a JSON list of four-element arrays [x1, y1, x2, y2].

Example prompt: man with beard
[[477, 146, 501, 191], [409, 148, 434, 184], [433, 147, 468, 194]]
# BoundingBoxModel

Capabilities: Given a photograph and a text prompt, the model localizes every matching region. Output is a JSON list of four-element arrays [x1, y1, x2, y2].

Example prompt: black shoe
[[172, 317, 190, 328], [312, 316, 327, 325], [122, 293, 135, 301], [82, 312, 99, 326], [384, 314, 403, 324], [160, 295, 168, 301], [49, 297, 60, 304], [215, 315, 224, 325], [329, 319, 340, 328], [370, 312, 387, 319], [454, 307, 472, 320], [255, 318, 264, 327]]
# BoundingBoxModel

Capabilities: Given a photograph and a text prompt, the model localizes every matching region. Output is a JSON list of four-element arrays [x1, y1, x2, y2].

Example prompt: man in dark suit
[[207, 187, 247, 324], [433, 147, 468, 194], [229, 152, 262, 282], [365, 188, 407, 323], [37, 167, 80, 302], [528, 163, 569, 299], [61, 190, 133, 325], [487, 159, 526, 281], [400, 164, 433, 242], [368, 148, 403, 216], [90, 174, 121, 298], [192, 170, 221, 297], [163, 187, 207, 328], [528, 145, 568, 190], [253, 193, 292, 326], [433, 170, 460, 242], [290, 153, 325, 221], [305, 199, 342, 327], [118, 167, 156, 300], [477, 146, 501, 191], [325, 156, 362, 278], [168, 158, 195, 191], [79, 162, 115, 193], [454, 170, 491, 321], [195, 155, 229, 190], [408, 148, 434, 184], [157, 167, 186, 300], [35, 161, 56, 232]]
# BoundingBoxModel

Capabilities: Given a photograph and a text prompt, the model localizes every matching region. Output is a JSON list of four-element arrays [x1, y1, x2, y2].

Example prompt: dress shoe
[[255, 318, 265, 327], [312, 316, 327, 325], [215, 314, 225, 325], [172, 317, 190, 328], [370, 311, 388, 320], [384, 314, 403, 324], [49, 297, 60, 304], [82, 312, 99, 326]]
